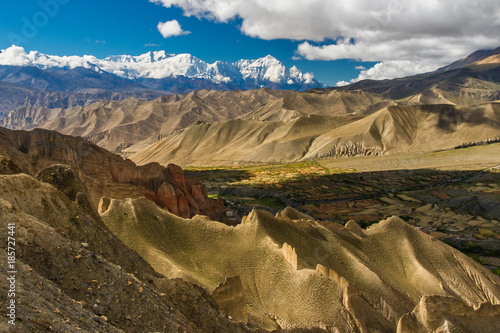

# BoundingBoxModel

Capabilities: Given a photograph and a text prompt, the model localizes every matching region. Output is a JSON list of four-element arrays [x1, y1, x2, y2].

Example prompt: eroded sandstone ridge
[[100, 196, 500, 332], [0, 126, 224, 219]]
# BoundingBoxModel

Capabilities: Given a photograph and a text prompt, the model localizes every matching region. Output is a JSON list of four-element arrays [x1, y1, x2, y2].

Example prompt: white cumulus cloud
[[0, 45, 31, 66], [351, 61, 438, 83], [336, 80, 350, 87], [150, 0, 500, 81], [337, 60, 439, 86], [157, 19, 190, 38]]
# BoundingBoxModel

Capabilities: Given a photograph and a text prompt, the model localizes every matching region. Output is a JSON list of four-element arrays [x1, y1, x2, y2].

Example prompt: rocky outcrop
[[276, 206, 315, 221], [281, 242, 303, 270], [345, 220, 366, 238], [0, 171, 259, 333], [453, 136, 500, 150], [0, 126, 225, 219], [309, 141, 382, 160], [0, 147, 21, 175], [397, 295, 500, 333], [35, 164, 98, 219], [35, 164, 91, 202], [211, 276, 249, 323], [316, 264, 341, 284]]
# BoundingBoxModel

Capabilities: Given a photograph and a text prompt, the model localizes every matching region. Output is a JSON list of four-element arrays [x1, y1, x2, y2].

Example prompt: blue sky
[[0, 0, 498, 87], [0, 0, 372, 86]]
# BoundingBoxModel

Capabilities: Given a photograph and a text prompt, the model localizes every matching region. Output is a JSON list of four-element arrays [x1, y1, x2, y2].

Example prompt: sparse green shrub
[[467, 254, 482, 264], [357, 220, 378, 229], [258, 197, 285, 210]]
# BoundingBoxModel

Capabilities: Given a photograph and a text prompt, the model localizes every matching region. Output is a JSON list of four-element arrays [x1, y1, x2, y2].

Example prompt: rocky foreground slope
[[0, 159, 260, 332], [0, 126, 224, 219]]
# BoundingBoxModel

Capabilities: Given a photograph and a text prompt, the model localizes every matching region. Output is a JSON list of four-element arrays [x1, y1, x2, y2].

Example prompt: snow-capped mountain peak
[[0, 46, 326, 90], [105, 50, 173, 64], [234, 55, 287, 83]]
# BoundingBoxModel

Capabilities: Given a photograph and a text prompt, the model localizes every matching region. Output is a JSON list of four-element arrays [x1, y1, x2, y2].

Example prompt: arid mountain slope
[[0, 126, 224, 218], [1, 88, 392, 153], [242, 89, 392, 121], [337, 58, 500, 103], [0, 80, 166, 119], [472, 54, 500, 66], [0, 160, 260, 332], [1, 89, 290, 151], [2, 67, 498, 156], [127, 115, 363, 165], [100, 198, 500, 332], [438, 47, 500, 72], [129, 103, 500, 166], [304, 103, 500, 158]]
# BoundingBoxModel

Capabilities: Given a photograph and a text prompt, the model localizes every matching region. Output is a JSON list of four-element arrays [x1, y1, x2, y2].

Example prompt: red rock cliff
[[0, 127, 225, 219]]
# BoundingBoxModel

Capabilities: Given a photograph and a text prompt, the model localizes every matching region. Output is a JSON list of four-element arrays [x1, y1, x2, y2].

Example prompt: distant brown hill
[[2, 65, 498, 158], [128, 102, 500, 166], [1, 89, 287, 152], [335, 49, 500, 103], [0, 78, 166, 118], [1, 88, 392, 152]]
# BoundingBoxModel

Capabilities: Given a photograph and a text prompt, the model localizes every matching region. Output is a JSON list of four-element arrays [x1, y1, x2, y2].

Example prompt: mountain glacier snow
[[0, 46, 325, 90]]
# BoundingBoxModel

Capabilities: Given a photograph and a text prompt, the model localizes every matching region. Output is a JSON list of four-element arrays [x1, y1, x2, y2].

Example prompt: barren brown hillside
[[129, 102, 500, 167], [1, 89, 290, 152], [1, 88, 394, 153]]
